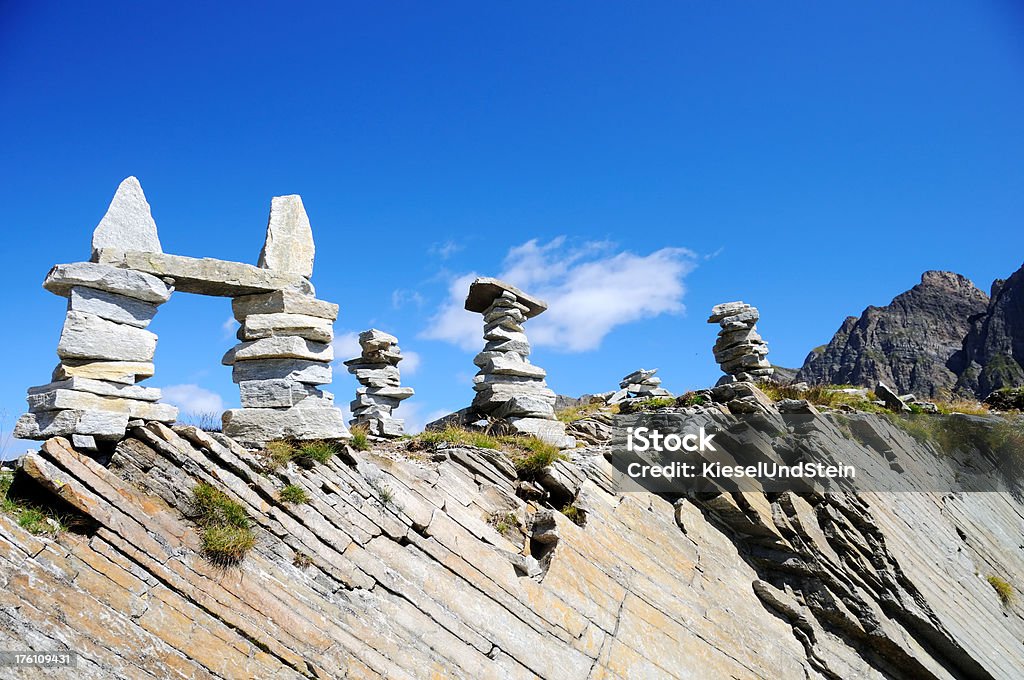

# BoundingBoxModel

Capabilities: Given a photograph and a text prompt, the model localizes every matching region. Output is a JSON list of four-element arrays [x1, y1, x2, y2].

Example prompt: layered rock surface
[[345, 329, 414, 437], [797, 271, 990, 396], [2, 401, 1022, 678]]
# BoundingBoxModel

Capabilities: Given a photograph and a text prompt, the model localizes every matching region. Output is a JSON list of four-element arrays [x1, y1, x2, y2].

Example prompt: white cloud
[[221, 316, 239, 340], [161, 384, 225, 415], [331, 331, 362, 364], [400, 350, 421, 376], [392, 289, 426, 309], [420, 239, 697, 352], [418, 272, 481, 351], [430, 240, 463, 260], [398, 403, 454, 434]]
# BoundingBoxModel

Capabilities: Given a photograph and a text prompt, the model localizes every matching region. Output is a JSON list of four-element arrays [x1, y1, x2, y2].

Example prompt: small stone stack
[[14, 179, 178, 450], [221, 196, 348, 444], [465, 278, 574, 448], [615, 369, 673, 402], [345, 329, 414, 437], [708, 301, 773, 383]]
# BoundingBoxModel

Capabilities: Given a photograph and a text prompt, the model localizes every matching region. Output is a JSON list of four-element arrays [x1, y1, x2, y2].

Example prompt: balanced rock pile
[[708, 301, 774, 384], [14, 180, 178, 450], [221, 289, 346, 444], [615, 368, 673, 403], [345, 329, 414, 437], [465, 277, 574, 448], [15, 177, 350, 449], [220, 196, 347, 444]]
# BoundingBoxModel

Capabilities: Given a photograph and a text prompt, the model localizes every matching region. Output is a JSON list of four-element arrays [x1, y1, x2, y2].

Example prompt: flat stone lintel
[[464, 277, 547, 318], [96, 249, 314, 297]]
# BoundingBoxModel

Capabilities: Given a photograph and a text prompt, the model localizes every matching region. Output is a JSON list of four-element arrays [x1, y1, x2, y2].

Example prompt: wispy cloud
[[420, 238, 697, 352], [331, 331, 362, 364], [221, 316, 239, 340], [430, 240, 463, 260], [161, 384, 225, 415], [401, 350, 421, 376], [392, 289, 426, 309], [398, 402, 453, 434]]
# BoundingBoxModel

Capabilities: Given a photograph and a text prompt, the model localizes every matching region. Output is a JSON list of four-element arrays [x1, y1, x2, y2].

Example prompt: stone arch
[[15, 177, 349, 450]]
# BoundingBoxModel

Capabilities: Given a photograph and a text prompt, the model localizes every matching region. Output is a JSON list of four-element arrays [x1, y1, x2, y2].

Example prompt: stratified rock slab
[[45, 262, 173, 304], [68, 286, 159, 328], [57, 312, 158, 363], [90, 176, 162, 260], [26, 388, 177, 422], [231, 358, 333, 385], [53, 359, 155, 384], [240, 313, 334, 343], [223, 336, 333, 364], [258, 195, 315, 278], [13, 408, 128, 440], [222, 405, 348, 442], [96, 249, 314, 297], [464, 277, 548, 318], [232, 290, 338, 321]]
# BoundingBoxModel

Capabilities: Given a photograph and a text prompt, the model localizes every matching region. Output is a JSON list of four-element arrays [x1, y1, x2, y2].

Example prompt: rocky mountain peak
[[796, 271, 989, 396], [950, 262, 1024, 397]]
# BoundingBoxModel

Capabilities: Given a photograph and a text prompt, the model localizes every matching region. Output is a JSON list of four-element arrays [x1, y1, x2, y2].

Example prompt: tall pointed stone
[[258, 195, 315, 279], [91, 177, 162, 261]]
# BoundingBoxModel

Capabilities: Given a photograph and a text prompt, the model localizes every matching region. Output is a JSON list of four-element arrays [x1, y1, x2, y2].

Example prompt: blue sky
[[2, 2, 1023, 449]]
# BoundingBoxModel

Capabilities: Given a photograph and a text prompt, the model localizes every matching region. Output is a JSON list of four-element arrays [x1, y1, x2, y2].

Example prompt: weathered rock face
[[797, 271, 989, 396], [950, 262, 1024, 397], [89, 176, 162, 259], [2, 408, 1022, 678]]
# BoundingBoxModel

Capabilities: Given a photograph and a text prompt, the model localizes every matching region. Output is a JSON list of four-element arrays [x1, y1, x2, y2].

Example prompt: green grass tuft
[[295, 440, 339, 466], [349, 426, 371, 452], [278, 484, 309, 505], [488, 510, 521, 537], [987, 574, 1016, 605], [510, 436, 566, 478], [677, 392, 708, 407], [265, 440, 296, 470], [1, 470, 65, 536], [201, 525, 256, 567], [560, 504, 585, 526], [188, 482, 255, 566], [293, 551, 314, 568]]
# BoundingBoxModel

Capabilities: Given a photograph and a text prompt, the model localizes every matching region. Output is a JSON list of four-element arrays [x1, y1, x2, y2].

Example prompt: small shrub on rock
[[279, 484, 309, 505], [295, 440, 339, 466], [188, 482, 255, 566], [349, 426, 371, 452], [987, 574, 1016, 605]]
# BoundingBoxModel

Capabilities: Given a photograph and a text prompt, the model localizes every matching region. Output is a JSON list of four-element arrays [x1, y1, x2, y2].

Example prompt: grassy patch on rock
[[278, 484, 309, 505], [188, 482, 255, 566], [1, 469, 66, 537], [987, 574, 1016, 605], [349, 426, 371, 452]]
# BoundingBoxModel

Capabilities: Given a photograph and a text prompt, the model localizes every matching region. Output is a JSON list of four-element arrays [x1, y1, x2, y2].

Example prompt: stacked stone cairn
[[708, 301, 774, 384], [220, 196, 348, 445], [15, 178, 178, 450], [464, 277, 574, 448], [344, 329, 414, 437], [613, 369, 673, 404], [15, 176, 350, 450]]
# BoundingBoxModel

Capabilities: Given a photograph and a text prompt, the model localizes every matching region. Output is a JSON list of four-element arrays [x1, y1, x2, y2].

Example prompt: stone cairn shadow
[[15, 177, 349, 449]]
